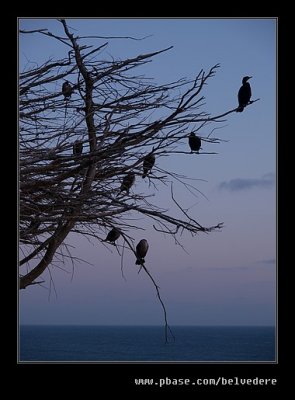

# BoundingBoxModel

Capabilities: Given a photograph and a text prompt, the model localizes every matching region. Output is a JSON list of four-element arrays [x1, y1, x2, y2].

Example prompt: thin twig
[[139, 262, 175, 343]]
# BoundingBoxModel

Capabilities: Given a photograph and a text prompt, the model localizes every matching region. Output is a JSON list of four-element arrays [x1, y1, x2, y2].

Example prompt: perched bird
[[28, 218, 41, 231], [188, 133, 202, 152], [120, 173, 135, 193], [62, 81, 73, 100], [237, 76, 252, 112], [135, 239, 149, 265], [142, 153, 155, 178], [103, 227, 121, 243], [73, 140, 83, 156], [50, 159, 61, 168], [66, 206, 75, 215]]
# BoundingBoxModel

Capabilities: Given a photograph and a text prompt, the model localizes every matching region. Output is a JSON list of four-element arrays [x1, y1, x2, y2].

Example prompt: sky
[[19, 18, 276, 326]]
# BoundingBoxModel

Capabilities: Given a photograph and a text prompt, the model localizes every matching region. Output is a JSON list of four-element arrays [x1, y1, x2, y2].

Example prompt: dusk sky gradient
[[19, 18, 276, 326]]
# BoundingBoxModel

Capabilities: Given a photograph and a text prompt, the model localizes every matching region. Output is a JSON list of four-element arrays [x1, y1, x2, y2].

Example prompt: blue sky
[[19, 18, 276, 326]]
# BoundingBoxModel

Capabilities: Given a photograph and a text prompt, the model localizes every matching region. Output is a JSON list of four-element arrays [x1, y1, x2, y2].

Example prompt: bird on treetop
[[188, 133, 202, 153], [135, 239, 149, 265], [142, 153, 156, 178], [237, 76, 252, 112]]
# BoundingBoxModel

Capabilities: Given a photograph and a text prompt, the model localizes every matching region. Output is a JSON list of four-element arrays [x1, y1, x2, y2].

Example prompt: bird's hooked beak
[[248, 76, 252, 80]]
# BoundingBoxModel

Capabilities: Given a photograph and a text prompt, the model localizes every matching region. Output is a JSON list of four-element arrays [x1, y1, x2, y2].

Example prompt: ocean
[[19, 325, 275, 362]]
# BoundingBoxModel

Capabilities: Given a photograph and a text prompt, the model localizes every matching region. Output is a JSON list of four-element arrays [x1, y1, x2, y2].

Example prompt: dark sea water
[[19, 325, 275, 362]]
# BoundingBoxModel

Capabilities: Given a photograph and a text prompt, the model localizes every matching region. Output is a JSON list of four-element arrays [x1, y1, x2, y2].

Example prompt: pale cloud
[[219, 173, 275, 191]]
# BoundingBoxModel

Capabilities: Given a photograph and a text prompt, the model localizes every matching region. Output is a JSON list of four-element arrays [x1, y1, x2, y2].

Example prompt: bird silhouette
[[119, 173, 135, 193], [62, 81, 73, 100], [103, 227, 121, 243], [237, 76, 252, 112], [28, 218, 41, 232], [135, 239, 149, 265], [142, 153, 155, 178], [73, 140, 83, 156], [188, 133, 201, 152]]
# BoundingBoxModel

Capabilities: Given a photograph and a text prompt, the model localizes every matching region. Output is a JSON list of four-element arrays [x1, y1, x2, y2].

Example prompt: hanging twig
[[139, 262, 175, 343]]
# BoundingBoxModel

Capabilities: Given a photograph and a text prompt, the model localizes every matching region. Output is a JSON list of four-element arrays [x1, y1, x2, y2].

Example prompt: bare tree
[[19, 20, 258, 341]]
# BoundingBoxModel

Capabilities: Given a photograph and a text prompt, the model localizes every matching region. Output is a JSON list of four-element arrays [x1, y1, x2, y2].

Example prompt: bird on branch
[[135, 239, 149, 265], [189, 133, 202, 153], [236, 76, 252, 112], [28, 218, 41, 232], [103, 227, 121, 244], [73, 140, 83, 156], [119, 173, 135, 194], [142, 153, 156, 178], [62, 81, 73, 100]]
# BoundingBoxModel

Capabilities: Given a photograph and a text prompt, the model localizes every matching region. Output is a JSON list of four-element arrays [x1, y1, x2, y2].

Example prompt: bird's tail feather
[[135, 258, 145, 265]]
